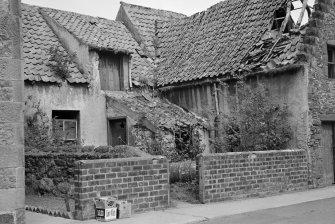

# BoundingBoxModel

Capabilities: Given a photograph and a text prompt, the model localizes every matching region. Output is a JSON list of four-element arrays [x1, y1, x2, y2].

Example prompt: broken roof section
[[156, 0, 313, 87], [116, 2, 186, 58], [22, 4, 88, 84], [105, 91, 208, 132], [22, 3, 154, 85]]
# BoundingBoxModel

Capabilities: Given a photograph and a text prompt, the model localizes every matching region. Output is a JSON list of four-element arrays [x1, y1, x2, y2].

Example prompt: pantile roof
[[22, 4, 154, 84], [156, 0, 303, 87], [22, 4, 87, 83], [40, 6, 155, 83], [119, 2, 186, 57], [41, 7, 140, 54]]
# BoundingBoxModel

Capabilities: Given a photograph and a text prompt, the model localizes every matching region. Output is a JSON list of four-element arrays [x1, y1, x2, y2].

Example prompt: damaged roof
[[156, 0, 304, 87], [22, 3, 154, 84], [105, 91, 207, 131], [117, 2, 186, 57], [22, 4, 88, 84]]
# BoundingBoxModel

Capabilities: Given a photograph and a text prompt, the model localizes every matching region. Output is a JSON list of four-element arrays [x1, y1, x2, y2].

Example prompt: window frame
[[52, 110, 80, 142], [328, 45, 335, 79], [107, 117, 128, 146]]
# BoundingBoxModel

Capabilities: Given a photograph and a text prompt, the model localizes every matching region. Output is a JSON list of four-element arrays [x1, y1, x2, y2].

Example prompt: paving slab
[[26, 186, 335, 224]]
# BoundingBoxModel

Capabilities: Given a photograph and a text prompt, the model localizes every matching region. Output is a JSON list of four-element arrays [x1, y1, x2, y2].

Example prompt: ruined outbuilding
[[21, 0, 335, 187], [150, 0, 335, 187], [22, 3, 208, 153]]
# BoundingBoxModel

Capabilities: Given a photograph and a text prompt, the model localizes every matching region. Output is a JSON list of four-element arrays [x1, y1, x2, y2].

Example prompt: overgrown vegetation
[[24, 95, 77, 151], [48, 46, 76, 80], [212, 81, 292, 153], [170, 180, 200, 204], [133, 124, 204, 162]]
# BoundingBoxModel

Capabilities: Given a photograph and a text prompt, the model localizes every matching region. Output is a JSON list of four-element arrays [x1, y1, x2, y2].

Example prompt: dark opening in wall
[[108, 118, 128, 146], [271, 6, 293, 33], [328, 45, 335, 79], [52, 110, 80, 141]]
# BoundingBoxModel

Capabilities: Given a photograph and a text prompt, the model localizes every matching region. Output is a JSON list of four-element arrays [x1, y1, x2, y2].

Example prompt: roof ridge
[[120, 1, 186, 17], [24, 3, 120, 24]]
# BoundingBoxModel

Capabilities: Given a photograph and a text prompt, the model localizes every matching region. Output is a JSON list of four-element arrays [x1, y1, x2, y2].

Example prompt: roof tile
[[120, 2, 186, 57], [156, 0, 299, 86], [22, 4, 88, 84]]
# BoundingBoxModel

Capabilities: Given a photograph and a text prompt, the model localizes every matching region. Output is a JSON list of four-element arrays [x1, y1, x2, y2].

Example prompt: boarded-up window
[[99, 52, 129, 91]]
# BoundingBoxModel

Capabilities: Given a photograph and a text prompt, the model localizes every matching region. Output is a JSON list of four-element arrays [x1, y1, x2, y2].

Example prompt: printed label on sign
[[96, 209, 105, 217]]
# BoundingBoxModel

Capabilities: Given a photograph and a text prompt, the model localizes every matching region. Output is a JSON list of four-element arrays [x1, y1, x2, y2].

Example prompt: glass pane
[[64, 120, 77, 140]]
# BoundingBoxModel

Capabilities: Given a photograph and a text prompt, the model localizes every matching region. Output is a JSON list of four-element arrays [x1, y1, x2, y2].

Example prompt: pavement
[[26, 186, 335, 224], [201, 198, 335, 224]]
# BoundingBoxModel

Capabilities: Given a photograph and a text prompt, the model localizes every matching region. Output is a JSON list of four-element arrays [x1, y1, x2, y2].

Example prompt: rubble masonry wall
[[303, 0, 335, 186]]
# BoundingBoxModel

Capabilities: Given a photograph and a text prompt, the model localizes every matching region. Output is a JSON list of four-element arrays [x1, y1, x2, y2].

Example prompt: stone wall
[[0, 0, 25, 223], [74, 156, 169, 220], [300, 0, 335, 186], [198, 150, 308, 204]]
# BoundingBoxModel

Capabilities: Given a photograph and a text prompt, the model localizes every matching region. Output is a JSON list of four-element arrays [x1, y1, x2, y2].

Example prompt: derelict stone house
[[22, 4, 208, 152], [136, 0, 334, 187]]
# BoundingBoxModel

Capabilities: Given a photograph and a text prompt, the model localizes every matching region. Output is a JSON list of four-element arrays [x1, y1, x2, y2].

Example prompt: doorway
[[108, 118, 128, 146], [321, 122, 335, 185]]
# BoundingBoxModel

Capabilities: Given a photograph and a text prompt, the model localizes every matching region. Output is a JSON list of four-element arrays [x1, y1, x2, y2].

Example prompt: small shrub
[[212, 82, 292, 152], [24, 96, 78, 151], [134, 125, 204, 162], [48, 46, 76, 80]]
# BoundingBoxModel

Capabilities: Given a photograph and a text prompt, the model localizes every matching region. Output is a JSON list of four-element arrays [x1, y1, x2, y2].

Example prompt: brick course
[[74, 156, 169, 220], [198, 149, 308, 203]]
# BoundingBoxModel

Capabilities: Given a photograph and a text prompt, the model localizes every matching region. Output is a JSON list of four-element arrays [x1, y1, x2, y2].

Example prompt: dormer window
[[98, 52, 130, 91], [328, 45, 335, 79]]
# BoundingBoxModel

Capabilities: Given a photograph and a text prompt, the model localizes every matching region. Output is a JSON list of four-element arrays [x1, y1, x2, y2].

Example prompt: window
[[108, 118, 127, 146], [52, 110, 79, 141], [328, 45, 335, 78]]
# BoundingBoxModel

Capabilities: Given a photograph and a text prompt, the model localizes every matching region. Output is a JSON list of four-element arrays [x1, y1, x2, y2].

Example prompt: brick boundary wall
[[198, 149, 308, 204], [74, 156, 169, 220]]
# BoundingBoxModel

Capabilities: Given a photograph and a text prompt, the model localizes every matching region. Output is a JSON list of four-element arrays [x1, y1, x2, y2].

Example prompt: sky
[[21, 0, 224, 20]]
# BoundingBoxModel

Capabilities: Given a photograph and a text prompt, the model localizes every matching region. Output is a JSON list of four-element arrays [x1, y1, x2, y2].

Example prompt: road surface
[[197, 197, 335, 224]]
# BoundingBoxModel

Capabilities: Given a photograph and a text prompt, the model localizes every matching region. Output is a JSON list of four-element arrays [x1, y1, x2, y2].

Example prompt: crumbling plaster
[[24, 50, 108, 146]]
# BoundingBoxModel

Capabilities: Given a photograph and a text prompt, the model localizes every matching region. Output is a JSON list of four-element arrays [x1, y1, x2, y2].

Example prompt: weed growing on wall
[[213, 82, 292, 152], [48, 46, 76, 80]]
